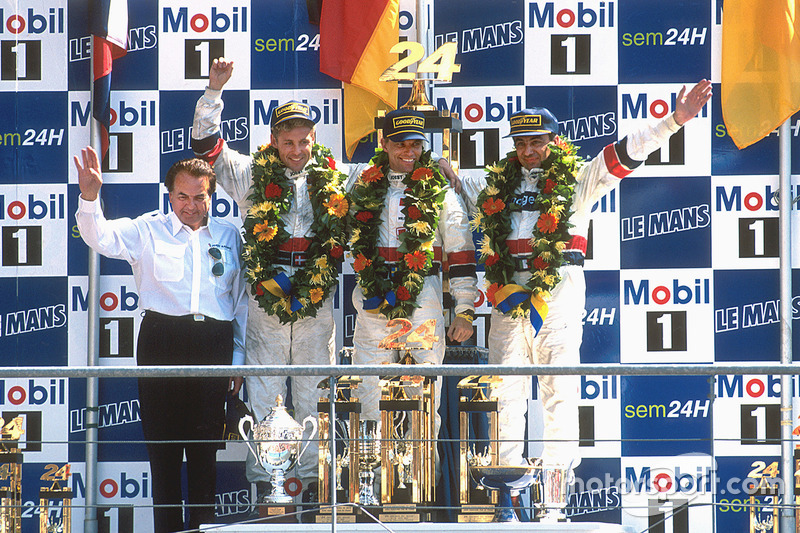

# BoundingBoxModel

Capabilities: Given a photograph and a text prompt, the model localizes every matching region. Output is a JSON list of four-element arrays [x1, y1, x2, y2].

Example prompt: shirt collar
[[168, 210, 214, 237]]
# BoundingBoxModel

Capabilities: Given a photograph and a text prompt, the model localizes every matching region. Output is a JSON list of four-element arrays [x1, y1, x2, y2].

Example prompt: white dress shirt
[[76, 196, 248, 365]]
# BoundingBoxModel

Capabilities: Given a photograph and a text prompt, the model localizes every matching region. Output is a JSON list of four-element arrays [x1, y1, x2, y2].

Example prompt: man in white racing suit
[[349, 109, 478, 465], [456, 80, 712, 474]]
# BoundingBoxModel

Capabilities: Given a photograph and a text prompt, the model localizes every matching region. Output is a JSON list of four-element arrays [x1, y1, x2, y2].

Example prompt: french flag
[[90, 0, 128, 157]]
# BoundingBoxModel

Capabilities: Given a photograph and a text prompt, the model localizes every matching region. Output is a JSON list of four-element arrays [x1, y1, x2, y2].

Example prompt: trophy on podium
[[0, 417, 24, 533], [358, 420, 382, 507], [39, 464, 72, 533], [239, 395, 318, 515], [316, 376, 362, 523]]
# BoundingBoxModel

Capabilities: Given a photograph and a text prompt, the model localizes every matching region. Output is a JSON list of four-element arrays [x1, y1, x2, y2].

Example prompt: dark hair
[[271, 117, 315, 137], [164, 158, 216, 194]]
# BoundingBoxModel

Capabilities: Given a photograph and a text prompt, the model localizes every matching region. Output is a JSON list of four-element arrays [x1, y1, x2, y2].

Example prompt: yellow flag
[[721, 0, 800, 149]]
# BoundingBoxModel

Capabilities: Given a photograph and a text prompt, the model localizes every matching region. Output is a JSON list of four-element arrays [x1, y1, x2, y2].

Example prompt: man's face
[[271, 126, 315, 173], [381, 138, 424, 174], [514, 134, 552, 170], [168, 171, 212, 230]]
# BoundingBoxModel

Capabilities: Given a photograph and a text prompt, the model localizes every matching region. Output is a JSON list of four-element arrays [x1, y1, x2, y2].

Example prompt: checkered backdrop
[[1, 0, 799, 530]]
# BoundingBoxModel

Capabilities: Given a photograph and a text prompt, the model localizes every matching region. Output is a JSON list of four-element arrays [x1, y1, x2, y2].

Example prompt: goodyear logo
[[392, 116, 424, 129], [275, 102, 310, 119], [510, 115, 542, 128]]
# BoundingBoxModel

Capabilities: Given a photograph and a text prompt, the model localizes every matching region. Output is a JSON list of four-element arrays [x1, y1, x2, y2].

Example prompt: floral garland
[[242, 144, 349, 324], [475, 138, 581, 318], [349, 149, 447, 319]]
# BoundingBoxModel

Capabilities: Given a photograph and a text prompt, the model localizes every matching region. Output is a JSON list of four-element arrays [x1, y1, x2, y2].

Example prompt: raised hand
[[73, 146, 103, 201], [673, 79, 712, 126], [209, 57, 234, 91]]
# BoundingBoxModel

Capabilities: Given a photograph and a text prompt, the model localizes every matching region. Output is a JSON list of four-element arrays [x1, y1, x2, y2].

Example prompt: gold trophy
[[316, 376, 362, 523], [39, 464, 72, 533], [378, 350, 436, 522], [377, 41, 462, 171], [0, 417, 24, 533], [748, 473, 779, 533], [457, 375, 501, 522]]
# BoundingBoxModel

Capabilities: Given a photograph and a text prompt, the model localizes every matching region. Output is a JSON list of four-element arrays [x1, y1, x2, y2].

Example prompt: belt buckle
[[193, 314, 205, 322]]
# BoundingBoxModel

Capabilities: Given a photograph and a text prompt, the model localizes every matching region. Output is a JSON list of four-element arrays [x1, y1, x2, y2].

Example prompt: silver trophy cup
[[239, 395, 318, 504], [358, 420, 381, 506]]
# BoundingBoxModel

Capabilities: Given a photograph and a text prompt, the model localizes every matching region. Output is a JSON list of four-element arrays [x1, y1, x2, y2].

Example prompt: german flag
[[721, 0, 800, 149], [320, 0, 399, 159]]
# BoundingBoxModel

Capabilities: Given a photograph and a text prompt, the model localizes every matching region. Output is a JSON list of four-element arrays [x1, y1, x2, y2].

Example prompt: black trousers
[[137, 311, 233, 533]]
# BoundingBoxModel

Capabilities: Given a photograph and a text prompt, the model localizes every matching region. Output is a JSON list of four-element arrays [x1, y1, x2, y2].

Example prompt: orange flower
[[482, 197, 506, 216], [361, 165, 383, 184], [536, 213, 559, 234], [324, 194, 349, 218], [411, 167, 433, 181], [309, 288, 324, 304], [254, 223, 278, 242], [404, 250, 428, 271], [353, 253, 372, 272], [486, 283, 502, 307]]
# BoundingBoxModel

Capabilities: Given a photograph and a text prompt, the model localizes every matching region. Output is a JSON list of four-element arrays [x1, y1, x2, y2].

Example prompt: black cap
[[505, 107, 559, 137], [270, 101, 314, 128], [383, 109, 427, 142]]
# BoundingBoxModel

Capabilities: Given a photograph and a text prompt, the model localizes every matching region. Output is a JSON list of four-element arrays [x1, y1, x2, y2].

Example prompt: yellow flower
[[309, 288, 324, 303], [554, 241, 567, 252], [479, 235, 494, 256], [249, 201, 275, 218], [253, 223, 277, 242], [543, 275, 557, 286], [419, 239, 434, 252], [349, 228, 361, 245], [324, 193, 349, 218], [470, 211, 484, 230], [315, 255, 329, 269], [549, 204, 565, 216], [406, 272, 424, 285], [310, 273, 324, 286], [540, 251, 553, 261], [486, 162, 506, 174], [255, 156, 268, 167], [484, 185, 500, 196], [267, 153, 279, 164], [409, 220, 432, 235]]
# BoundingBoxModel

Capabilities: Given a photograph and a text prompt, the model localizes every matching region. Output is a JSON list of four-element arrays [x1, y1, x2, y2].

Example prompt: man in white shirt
[[74, 146, 247, 533]]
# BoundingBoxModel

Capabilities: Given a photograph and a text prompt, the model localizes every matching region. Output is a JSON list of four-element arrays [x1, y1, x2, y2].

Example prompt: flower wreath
[[349, 149, 447, 319], [475, 137, 581, 318], [242, 143, 349, 324]]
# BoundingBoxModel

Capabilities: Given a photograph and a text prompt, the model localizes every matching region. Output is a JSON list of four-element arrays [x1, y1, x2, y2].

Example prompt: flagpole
[[778, 118, 795, 532], [84, 36, 102, 533]]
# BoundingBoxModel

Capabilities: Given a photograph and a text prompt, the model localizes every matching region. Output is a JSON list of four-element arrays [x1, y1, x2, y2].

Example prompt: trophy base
[[315, 506, 357, 524], [254, 503, 297, 523], [457, 504, 496, 523], [377, 503, 425, 523]]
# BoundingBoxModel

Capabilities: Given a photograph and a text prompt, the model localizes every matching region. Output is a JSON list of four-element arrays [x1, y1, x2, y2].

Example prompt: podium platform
[[201, 522, 635, 532]]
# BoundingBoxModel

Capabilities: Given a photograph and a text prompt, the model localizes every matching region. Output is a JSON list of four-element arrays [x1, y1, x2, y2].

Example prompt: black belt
[[382, 262, 440, 279], [275, 250, 307, 266], [144, 310, 223, 323], [514, 251, 584, 271]]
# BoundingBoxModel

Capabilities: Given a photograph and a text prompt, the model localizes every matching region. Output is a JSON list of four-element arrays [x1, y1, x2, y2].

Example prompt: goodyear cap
[[505, 107, 559, 137], [383, 109, 427, 142], [270, 100, 314, 128]]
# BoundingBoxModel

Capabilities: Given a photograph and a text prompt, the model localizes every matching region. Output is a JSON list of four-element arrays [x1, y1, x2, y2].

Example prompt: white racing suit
[[192, 87, 361, 487], [460, 114, 682, 468], [351, 171, 478, 441]]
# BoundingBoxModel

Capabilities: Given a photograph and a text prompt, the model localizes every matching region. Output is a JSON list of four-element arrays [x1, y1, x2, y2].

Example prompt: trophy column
[[0, 417, 24, 533]]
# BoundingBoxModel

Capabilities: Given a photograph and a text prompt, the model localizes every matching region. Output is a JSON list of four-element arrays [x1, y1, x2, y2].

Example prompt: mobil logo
[[436, 95, 523, 124], [162, 6, 247, 33], [0, 7, 64, 34], [624, 465, 712, 495], [71, 285, 139, 313], [254, 98, 339, 126], [73, 470, 150, 500], [161, 192, 240, 219], [0, 193, 65, 220], [529, 1, 615, 29], [715, 374, 798, 399], [622, 90, 708, 120], [0, 379, 65, 406], [715, 184, 800, 213], [581, 375, 617, 400], [623, 278, 710, 305], [70, 100, 156, 128]]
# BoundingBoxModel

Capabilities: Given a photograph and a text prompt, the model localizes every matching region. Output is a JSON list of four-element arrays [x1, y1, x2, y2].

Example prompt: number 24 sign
[[379, 318, 439, 350]]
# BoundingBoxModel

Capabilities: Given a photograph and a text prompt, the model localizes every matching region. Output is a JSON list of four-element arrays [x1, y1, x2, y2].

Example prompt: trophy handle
[[238, 414, 259, 465], [298, 415, 319, 463]]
